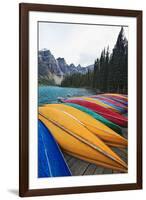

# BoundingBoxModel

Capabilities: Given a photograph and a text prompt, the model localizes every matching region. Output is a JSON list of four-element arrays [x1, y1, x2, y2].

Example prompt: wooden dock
[[62, 128, 128, 176]]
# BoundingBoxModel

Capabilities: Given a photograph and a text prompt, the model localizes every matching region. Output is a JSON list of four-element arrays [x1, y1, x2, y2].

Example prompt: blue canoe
[[38, 120, 72, 178], [93, 98, 126, 114]]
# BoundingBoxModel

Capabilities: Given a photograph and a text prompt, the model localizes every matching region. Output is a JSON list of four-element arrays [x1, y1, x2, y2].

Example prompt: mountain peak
[[57, 57, 67, 65], [39, 49, 51, 56], [77, 64, 82, 68], [38, 49, 93, 85]]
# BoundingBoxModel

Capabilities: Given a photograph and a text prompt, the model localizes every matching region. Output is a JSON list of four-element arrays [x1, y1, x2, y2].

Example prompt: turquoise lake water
[[38, 86, 96, 106]]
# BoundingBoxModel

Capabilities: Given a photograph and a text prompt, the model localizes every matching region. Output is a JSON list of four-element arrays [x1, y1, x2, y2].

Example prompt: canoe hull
[[44, 103, 127, 148]]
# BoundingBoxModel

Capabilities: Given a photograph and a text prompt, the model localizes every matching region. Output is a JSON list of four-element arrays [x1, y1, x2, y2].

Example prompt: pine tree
[[107, 27, 128, 93], [93, 60, 98, 88], [98, 49, 106, 91], [103, 47, 110, 92]]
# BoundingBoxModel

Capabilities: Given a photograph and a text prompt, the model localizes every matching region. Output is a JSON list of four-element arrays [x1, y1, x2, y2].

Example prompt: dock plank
[[83, 164, 97, 175], [67, 157, 77, 169], [63, 152, 72, 162], [69, 156, 90, 176], [112, 147, 128, 163], [94, 167, 104, 175], [103, 168, 113, 174]]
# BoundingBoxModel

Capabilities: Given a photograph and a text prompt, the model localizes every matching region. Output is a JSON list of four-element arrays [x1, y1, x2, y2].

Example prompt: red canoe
[[63, 99, 128, 127]]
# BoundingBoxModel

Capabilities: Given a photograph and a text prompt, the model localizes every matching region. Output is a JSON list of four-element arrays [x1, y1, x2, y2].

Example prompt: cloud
[[39, 22, 128, 67]]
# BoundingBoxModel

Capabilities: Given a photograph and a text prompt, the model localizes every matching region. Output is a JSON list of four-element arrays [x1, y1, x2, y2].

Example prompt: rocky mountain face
[[38, 49, 93, 85]]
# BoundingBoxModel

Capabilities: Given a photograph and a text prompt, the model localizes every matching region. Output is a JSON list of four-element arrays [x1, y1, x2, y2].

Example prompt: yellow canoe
[[39, 107, 127, 172], [44, 104, 127, 148]]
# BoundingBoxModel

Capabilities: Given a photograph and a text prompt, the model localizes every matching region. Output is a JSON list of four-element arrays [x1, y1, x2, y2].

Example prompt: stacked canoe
[[38, 93, 128, 177]]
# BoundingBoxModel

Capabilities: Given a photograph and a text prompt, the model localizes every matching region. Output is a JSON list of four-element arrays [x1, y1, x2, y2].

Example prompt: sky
[[39, 22, 128, 67]]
